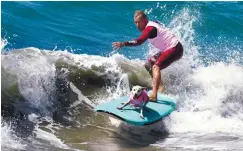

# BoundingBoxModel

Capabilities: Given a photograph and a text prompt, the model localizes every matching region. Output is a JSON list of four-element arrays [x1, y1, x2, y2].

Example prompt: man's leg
[[144, 60, 153, 77], [144, 58, 164, 93], [148, 42, 184, 100], [149, 64, 161, 101]]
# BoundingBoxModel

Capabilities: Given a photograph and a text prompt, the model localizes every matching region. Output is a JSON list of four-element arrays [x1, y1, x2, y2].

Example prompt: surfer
[[112, 10, 183, 101]]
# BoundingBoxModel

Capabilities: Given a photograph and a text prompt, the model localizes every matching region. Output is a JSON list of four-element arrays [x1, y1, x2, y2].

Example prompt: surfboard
[[95, 91, 176, 126]]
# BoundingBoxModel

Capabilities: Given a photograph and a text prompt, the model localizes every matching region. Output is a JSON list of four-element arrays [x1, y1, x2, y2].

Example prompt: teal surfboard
[[95, 91, 176, 126]]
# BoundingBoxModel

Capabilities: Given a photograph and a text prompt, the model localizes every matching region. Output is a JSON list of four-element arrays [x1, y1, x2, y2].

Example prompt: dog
[[117, 85, 149, 119]]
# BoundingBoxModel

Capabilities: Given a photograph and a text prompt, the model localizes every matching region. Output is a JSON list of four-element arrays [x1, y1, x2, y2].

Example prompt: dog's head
[[131, 85, 145, 99]]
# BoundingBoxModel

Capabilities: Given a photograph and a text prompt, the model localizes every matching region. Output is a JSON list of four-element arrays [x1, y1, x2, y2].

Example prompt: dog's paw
[[117, 107, 122, 110]]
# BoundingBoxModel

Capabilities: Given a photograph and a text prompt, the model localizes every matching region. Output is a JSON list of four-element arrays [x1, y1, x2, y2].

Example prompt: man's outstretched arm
[[112, 26, 156, 50]]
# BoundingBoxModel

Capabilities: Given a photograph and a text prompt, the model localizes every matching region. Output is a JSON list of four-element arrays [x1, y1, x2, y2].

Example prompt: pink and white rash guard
[[124, 21, 178, 56]]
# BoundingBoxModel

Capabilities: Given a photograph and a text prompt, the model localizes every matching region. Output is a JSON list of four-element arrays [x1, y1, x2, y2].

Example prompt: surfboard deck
[[95, 91, 176, 126]]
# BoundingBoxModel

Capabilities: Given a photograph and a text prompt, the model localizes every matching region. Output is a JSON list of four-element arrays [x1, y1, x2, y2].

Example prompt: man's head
[[134, 10, 148, 31]]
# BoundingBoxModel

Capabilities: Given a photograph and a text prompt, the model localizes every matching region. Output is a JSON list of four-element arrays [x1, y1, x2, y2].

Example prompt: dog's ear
[[141, 87, 147, 91]]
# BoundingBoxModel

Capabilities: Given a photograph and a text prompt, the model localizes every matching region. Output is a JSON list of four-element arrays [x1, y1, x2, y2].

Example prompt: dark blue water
[[2, 1, 243, 60]]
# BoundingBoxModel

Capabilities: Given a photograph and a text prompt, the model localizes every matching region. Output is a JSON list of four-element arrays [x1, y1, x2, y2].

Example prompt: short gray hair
[[134, 10, 147, 19]]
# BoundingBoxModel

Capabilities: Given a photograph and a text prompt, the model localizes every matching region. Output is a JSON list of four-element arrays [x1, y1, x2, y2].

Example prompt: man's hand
[[112, 42, 125, 50]]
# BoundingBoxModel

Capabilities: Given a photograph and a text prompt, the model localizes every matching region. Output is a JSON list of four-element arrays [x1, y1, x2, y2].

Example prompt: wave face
[[1, 1, 243, 151]]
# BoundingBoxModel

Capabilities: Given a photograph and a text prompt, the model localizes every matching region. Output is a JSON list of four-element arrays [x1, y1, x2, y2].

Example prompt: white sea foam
[[1, 120, 27, 150]]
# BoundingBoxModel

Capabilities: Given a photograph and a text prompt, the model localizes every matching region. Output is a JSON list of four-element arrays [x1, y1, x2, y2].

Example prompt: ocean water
[[1, 1, 243, 151]]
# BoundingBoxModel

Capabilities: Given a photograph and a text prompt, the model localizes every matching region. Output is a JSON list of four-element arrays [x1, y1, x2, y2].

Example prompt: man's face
[[134, 16, 147, 31]]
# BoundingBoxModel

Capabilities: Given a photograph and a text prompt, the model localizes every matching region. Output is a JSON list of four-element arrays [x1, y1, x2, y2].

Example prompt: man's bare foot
[[148, 94, 157, 102]]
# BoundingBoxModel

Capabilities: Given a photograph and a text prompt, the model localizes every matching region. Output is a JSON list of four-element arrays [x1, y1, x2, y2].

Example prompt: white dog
[[117, 85, 149, 119]]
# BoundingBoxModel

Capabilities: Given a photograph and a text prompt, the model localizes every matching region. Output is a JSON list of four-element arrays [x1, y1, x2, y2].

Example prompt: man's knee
[[152, 64, 160, 71], [144, 60, 152, 71]]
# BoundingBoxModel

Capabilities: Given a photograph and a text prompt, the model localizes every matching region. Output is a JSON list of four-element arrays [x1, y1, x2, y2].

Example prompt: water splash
[[1, 120, 27, 150], [1, 39, 8, 53]]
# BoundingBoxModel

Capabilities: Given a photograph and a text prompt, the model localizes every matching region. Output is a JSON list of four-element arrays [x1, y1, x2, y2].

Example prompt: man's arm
[[124, 26, 156, 46], [112, 26, 157, 50]]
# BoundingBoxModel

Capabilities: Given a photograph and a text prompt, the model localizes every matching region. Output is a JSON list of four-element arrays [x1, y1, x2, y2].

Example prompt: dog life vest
[[129, 90, 149, 107]]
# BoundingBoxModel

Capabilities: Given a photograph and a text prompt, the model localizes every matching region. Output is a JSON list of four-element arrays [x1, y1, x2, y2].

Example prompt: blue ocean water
[[1, 2, 243, 151], [2, 1, 243, 60]]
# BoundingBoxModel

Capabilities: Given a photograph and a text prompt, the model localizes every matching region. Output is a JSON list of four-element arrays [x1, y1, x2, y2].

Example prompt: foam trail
[[34, 125, 70, 149]]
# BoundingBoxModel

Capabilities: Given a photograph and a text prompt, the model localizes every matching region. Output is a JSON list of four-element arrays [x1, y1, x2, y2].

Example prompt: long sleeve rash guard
[[124, 26, 157, 46]]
